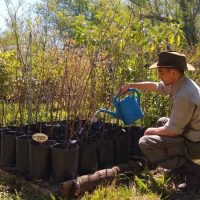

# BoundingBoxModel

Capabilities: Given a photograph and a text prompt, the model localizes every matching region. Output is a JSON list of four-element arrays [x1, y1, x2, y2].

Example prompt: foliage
[[135, 169, 170, 199], [129, 0, 200, 46]]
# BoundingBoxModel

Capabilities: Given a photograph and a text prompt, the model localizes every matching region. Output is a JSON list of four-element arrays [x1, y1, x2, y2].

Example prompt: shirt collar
[[170, 75, 186, 95]]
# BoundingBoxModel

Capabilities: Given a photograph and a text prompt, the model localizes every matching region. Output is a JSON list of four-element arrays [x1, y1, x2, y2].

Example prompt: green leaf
[[168, 34, 174, 44], [176, 34, 181, 46]]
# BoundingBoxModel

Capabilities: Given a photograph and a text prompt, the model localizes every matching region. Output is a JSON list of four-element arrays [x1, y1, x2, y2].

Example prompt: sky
[[0, 0, 40, 31]]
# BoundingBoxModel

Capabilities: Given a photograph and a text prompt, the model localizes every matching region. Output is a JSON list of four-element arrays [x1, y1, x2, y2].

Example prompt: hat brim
[[149, 62, 195, 71]]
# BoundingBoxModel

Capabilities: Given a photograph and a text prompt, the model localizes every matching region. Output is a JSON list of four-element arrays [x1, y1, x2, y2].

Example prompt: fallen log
[[59, 160, 143, 198]]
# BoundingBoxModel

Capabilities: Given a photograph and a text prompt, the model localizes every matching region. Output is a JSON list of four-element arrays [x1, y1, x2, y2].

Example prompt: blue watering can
[[99, 88, 144, 125]]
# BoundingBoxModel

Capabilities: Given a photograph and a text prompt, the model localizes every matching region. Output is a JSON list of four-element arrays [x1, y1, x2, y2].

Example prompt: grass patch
[[80, 167, 200, 200], [80, 172, 162, 200], [1, 167, 200, 200], [81, 182, 160, 200]]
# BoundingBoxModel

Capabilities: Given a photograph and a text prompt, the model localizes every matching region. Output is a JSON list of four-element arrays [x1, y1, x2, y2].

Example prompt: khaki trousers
[[139, 117, 200, 169], [139, 134, 186, 169], [139, 117, 190, 169]]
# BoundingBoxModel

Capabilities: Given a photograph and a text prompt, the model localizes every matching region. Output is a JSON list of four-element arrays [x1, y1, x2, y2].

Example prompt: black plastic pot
[[1, 131, 24, 167], [42, 124, 66, 142], [51, 141, 79, 183], [16, 135, 32, 174], [113, 127, 131, 164], [0, 128, 13, 161], [24, 122, 45, 133], [129, 126, 145, 158], [102, 123, 115, 137], [78, 141, 98, 175], [97, 139, 114, 169], [29, 140, 56, 181]]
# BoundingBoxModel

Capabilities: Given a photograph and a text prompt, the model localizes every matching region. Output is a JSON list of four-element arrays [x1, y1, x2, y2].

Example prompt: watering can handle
[[128, 88, 141, 105], [114, 88, 141, 105]]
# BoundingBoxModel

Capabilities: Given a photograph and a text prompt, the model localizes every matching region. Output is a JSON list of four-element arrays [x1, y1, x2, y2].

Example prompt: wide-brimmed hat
[[149, 51, 195, 71]]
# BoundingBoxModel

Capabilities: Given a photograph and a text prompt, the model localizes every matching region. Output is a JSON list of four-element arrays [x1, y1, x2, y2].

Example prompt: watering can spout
[[98, 108, 119, 118]]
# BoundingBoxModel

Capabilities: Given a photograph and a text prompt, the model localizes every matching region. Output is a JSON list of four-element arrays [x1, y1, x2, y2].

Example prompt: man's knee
[[139, 135, 164, 153], [139, 135, 150, 150], [138, 135, 162, 163]]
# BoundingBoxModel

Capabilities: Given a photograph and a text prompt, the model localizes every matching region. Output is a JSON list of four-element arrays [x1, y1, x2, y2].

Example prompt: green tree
[[129, 0, 200, 45]]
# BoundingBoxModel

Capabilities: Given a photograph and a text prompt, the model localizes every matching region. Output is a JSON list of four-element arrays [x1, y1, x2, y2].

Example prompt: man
[[119, 51, 200, 189]]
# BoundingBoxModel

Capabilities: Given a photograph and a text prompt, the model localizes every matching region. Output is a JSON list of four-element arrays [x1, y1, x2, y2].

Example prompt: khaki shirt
[[156, 76, 200, 141]]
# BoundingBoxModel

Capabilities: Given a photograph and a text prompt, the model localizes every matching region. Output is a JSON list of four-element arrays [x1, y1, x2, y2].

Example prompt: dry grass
[[0, 175, 53, 200]]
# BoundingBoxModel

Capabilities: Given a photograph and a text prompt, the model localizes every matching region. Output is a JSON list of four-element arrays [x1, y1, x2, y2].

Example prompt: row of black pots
[[73, 125, 145, 175], [0, 125, 145, 184], [7, 119, 143, 145], [19, 119, 88, 141], [13, 119, 119, 142], [0, 131, 79, 183], [78, 136, 128, 176]]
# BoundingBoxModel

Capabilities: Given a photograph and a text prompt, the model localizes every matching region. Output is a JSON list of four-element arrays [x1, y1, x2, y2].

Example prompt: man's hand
[[118, 84, 131, 96], [144, 127, 177, 137]]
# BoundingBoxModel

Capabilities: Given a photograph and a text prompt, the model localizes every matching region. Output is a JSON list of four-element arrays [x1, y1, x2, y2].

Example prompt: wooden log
[[0, 161, 143, 199], [59, 160, 143, 198]]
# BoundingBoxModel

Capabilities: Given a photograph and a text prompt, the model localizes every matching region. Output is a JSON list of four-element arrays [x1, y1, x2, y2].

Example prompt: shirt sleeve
[[165, 94, 196, 135], [156, 82, 171, 95]]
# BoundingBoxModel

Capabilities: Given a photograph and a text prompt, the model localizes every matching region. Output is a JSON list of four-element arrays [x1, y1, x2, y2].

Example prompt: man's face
[[157, 68, 176, 86]]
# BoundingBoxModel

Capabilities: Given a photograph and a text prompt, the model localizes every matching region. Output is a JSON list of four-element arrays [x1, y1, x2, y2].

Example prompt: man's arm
[[118, 82, 158, 96], [144, 126, 177, 137]]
